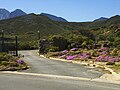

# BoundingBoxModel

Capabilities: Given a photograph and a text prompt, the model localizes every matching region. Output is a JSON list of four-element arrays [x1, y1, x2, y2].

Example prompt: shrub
[[1, 61, 9, 66], [61, 50, 69, 54], [47, 46, 59, 52], [70, 48, 78, 51], [91, 50, 98, 57], [0, 52, 28, 71], [111, 48, 119, 56], [66, 56, 75, 60], [49, 35, 69, 51], [45, 52, 62, 58], [17, 60, 24, 64], [0, 53, 16, 61], [8, 62, 19, 67]]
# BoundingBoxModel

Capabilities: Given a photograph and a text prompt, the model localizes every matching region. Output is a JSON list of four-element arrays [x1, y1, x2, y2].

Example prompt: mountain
[[9, 9, 27, 18], [0, 8, 10, 20], [0, 13, 66, 40], [0, 14, 119, 36], [0, 8, 27, 20], [41, 13, 68, 22], [0, 13, 68, 49], [94, 17, 108, 22], [0, 8, 67, 22], [88, 15, 120, 28], [106, 15, 120, 25]]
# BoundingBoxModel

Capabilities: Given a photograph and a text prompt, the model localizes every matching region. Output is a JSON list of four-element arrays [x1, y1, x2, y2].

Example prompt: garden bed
[[0, 53, 28, 71]]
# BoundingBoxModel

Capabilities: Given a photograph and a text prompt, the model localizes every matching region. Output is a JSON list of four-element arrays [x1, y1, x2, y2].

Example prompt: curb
[[44, 56, 120, 83], [35, 53, 120, 83], [0, 71, 91, 81], [1, 71, 120, 84]]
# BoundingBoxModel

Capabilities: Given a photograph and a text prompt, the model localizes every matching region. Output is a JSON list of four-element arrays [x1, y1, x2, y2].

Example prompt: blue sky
[[0, 0, 120, 22]]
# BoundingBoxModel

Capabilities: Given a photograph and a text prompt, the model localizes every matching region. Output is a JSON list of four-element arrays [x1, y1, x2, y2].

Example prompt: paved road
[[0, 73, 120, 90], [19, 50, 104, 79]]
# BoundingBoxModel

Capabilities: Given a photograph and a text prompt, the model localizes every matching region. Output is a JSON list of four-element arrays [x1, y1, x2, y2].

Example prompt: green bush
[[0, 53, 16, 61], [91, 50, 98, 57], [8, 62, 19, 67], [1, 61, 9, 66], [111, 48, 119, 56], [48, 46, 59, 52], [49, 35, 69, 51], [45, 52, 61, 58]]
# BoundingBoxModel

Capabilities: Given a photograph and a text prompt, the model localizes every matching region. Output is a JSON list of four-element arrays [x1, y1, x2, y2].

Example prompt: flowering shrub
[[96, 55, 120, 62], [0, 53, 28, 71], [79, 55, 87, 61], [59, 55, 67, 59], [70, 48, 78, 51], [78, 53, 91, 61], [61, 50, 68, 54], [17, 60, 24, 64], [99, 47, 109, 52], [47, 48, 120, 63], [66, 56, 75, 60]]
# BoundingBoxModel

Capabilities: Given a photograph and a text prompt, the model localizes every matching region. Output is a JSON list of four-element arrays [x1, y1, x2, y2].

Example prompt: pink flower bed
[[55, 47, 120, 62]]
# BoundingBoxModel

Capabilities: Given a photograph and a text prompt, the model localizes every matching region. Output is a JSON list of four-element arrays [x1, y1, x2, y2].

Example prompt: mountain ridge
[[9, 9, 27, 18], [0, 8, 10, 20], [0, 8, 68, 22], [41, 13, 68, 22], [94, 17, 108, 22]]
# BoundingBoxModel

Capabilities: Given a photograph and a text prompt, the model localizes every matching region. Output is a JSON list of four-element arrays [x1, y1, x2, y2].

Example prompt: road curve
[[19, 50, 104, 79]]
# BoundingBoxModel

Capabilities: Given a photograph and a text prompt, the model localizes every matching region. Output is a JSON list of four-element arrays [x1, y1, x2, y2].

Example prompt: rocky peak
[[9, 9, 27, 18], [0, 8, 10, 20]]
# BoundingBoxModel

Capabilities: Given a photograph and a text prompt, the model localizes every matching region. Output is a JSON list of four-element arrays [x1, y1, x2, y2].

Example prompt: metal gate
[[0, 31, 18, 56]]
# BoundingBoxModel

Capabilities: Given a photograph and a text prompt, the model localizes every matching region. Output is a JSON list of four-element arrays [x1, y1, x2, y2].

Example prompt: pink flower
[[70, 48, 78, 51], [17, 60, 24, 64], [99, 47, 109, 51], [62, 50, 68, 53], [66, 56, 75, 60]]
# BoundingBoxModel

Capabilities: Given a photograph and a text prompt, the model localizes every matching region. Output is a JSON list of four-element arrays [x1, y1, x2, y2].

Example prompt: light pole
[[1, 30, 4, 52], [38, 31, 40, 55], [38, 30, 40, 40]]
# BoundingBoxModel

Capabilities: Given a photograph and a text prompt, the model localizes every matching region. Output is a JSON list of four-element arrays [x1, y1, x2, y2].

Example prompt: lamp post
[[38, 31, 40, 55], [1, 30, 4, 52], [38, 30, 40, 40]]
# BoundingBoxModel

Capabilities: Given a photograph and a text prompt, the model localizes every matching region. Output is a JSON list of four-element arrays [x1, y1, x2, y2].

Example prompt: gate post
[[15, 36, 18, 56]]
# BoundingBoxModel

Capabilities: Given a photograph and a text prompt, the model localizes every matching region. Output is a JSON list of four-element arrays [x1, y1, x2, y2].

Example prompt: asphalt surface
[[0, 73, 120, 90], [0, 50, 120, 90], [19, 50, 104, 79]]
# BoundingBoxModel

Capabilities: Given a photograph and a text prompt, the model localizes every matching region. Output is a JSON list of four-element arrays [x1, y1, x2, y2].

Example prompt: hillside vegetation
[[0, 14, 120, 50]]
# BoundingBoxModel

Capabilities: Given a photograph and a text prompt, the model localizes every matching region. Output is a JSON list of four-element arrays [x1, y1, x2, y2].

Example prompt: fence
[[0, 35, 18, 56]]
